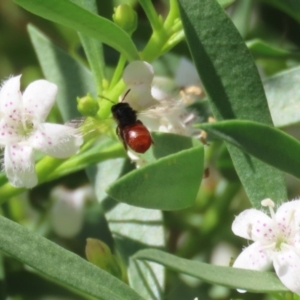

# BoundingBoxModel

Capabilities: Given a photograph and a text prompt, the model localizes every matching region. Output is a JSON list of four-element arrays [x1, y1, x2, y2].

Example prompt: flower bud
[[85, 238, 125, 280], [77, 94, 99, 117], [113, 4, 137, 35]]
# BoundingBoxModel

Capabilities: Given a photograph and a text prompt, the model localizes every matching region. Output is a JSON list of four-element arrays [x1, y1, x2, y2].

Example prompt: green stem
[[138, 0, 162, 31], [0, 143, 125, 201], [0, 156, 61, 202], [164, 0, 180, 30], [98, 80, 126, 119], [161, 29, 184, 55], [108, 54, 126, 92], [47, 143, 125, 181], [141, 29, 169, 61]]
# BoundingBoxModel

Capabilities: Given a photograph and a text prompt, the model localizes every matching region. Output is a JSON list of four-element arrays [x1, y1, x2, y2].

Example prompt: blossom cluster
[[120, 60, 201, 167], [0, 75, 83, 188], [232, 198, 300, 295]]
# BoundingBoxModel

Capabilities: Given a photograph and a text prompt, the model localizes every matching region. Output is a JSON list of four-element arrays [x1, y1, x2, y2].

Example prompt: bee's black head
[[111, 102, 137, 127]]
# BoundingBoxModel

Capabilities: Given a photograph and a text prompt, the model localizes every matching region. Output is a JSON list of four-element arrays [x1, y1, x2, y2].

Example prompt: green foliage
[[0, 214, 144, 300], [1, 0, 300, 299], [200, 120, 300, 180], [107, 133, 204, 210], [15, 0, 139, 61], [178, 0, 286, 207], [134, 249, 287, 293]]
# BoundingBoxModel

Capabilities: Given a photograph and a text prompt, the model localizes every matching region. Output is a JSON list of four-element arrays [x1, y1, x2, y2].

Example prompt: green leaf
[[28, 24, 95, 121], [199, 120, 300, 180], [0, 215, 145, 300], [15, 0, 139, 61], [71, 0, 106, 94], [107, 132, 204, 210], [247, 39, 299, 59], [178, 0, 287, 207], [87, 158, 165, 299], [133, 249, 287, 293], [264, 65, 300, 128]]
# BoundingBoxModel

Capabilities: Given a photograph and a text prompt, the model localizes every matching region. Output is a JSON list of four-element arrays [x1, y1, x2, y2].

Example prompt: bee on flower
[[120, 60, 203, 167]]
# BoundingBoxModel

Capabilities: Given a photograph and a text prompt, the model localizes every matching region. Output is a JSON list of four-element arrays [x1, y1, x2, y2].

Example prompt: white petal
[[233, 242, 272, 271], [123, 83, 157, 110], [22, 79, 57, 122], [50, 186, 87, 239], [0, 75, 22, 115], [29, 123, 83, 158], [151, 76, 177, 101], [174, 57, 201, 87], [276, 199, 300, 228], [0, 117, 22, 145], [4, 144, 37, 188], [232, 208, 274, 241], [123, 61, 154, 86], [273, 248, 300, 295], [127, 149, 148, 168]]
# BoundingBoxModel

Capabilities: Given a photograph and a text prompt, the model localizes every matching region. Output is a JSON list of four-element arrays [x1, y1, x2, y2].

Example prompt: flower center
[[261, 198, 295, 251], [274, 234, 287, 251], [19, 118, 34, 137]]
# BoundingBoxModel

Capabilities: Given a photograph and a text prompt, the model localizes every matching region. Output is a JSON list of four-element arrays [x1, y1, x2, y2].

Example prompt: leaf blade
[[178, 0, 287, 207], [133, 249, 287, 293], [28, 24, 95, 121], [15, 0, 139, 61], [200, 120, 300, 180], [0, 215, 145, 300], [106, 133, 204, 210]]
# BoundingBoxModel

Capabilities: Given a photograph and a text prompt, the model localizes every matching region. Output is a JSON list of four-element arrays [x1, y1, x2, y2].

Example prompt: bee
[[111, 90, 153, 153]]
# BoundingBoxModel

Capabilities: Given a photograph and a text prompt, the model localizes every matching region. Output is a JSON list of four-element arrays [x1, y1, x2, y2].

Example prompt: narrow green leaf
[[107, 133, 204, 210], [247, 39, 299, 59], [0, 215, 145, 300], [264, 65, 300, 128], [133, 249, 287, 293], [15, 0, 139, 61], [199, 120, 300, 181], [87, 158, 165, 299], [72, 0, 106, 94], [28, 24, 95, 121], [178, 0, 287, 207]]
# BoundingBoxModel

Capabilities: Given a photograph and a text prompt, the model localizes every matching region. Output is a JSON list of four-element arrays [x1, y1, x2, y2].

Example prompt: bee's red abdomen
[[123, 121, 152, 153]]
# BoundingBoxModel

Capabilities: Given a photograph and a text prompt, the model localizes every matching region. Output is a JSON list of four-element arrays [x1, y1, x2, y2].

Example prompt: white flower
[[0, 75, 83, 188], [232, 198, 300, 295], [122, 61, 201, 167], [50, 185, 93, 239], [122, 60, 158, 111]]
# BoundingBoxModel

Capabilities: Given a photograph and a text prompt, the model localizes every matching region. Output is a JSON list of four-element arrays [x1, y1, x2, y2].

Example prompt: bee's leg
[[116, 126, 128, 151]]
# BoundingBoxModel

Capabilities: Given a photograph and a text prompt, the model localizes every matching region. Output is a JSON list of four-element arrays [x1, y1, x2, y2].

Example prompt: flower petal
[[123, 61, 154, 86], [123, 83, 157, 111], [4, 144, 37, 188], [0, 117, 21, 145], [233, 242, 272, 271], [22, 79, 57, 122], [275, 199, 300, 230], [50, 186, 87, 238], [174, 57, 201, 87], [232, 208, 274, 241], [273, 248, 300, 295], [0, 75, 22, 115], [29, 123, 83, 158]]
